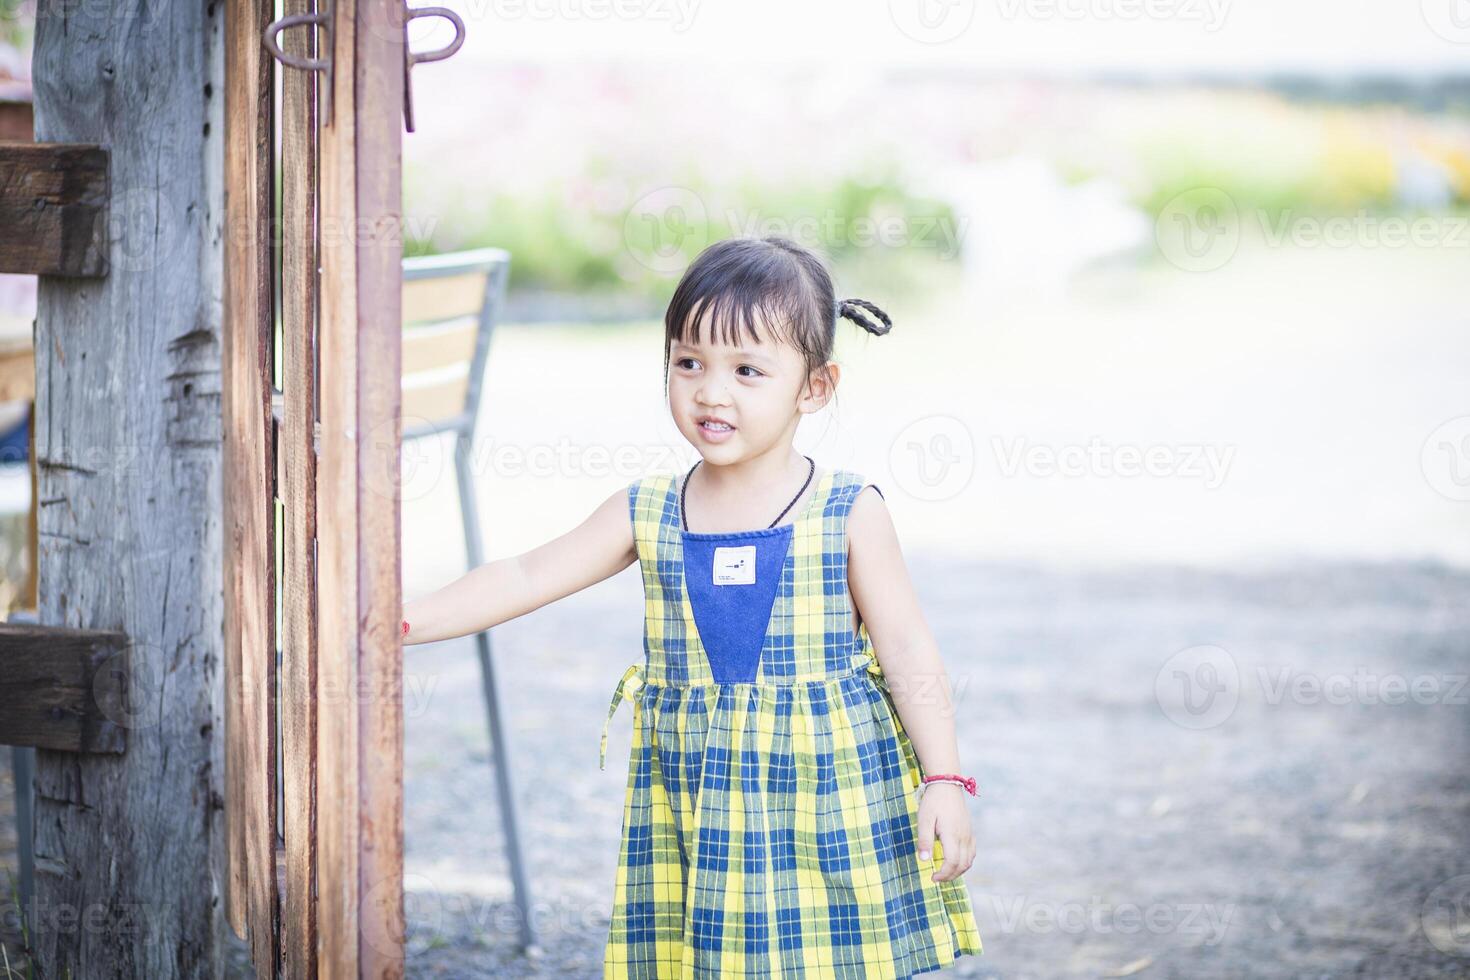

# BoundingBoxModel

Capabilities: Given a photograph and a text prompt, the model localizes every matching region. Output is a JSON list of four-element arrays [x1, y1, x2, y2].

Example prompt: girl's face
[[667, 309, 835, 463]]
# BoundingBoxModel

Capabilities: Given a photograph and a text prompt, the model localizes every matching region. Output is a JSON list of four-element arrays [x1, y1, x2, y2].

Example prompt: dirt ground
[[2, 559, 1466, 977], [388, 558, 1470, 979]]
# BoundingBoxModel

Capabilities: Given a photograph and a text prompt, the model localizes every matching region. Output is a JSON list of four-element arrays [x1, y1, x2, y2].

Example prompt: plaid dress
[[599, 466, 983, 978]]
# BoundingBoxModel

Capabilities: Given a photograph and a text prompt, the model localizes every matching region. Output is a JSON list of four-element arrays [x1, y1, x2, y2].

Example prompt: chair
[[400, 248, 536, 949]]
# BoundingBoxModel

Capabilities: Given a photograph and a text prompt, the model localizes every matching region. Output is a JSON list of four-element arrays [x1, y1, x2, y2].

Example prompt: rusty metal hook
[[262, 7, 335, 127], [402, 6, 466, 133]]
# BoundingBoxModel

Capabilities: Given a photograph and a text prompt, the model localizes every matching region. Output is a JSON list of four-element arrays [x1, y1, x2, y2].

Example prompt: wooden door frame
[[224, 0, 406, 975]]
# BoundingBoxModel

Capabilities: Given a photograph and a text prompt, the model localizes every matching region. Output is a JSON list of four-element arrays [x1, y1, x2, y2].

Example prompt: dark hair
[[662, 236, 893, 390]]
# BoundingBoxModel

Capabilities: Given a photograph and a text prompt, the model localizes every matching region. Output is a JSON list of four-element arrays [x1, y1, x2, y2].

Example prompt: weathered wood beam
[[0, 142, 108, 277], [31, 0, 226, 973], [0, 622, 128, 753]]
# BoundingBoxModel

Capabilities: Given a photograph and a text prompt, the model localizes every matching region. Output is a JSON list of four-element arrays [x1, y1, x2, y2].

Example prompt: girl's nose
[[696, 378, 733, 406]]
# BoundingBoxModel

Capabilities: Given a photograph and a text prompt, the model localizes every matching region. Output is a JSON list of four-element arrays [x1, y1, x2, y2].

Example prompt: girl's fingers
[[933, 828, 960, 881], [916, 814, 936, 861]]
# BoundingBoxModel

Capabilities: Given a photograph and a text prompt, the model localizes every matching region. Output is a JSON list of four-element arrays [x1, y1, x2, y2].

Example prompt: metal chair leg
[[455, 438, 536, 951]]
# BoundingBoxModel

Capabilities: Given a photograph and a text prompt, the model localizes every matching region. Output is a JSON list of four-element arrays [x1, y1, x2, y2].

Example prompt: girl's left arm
[[847, 485, 975, 882]]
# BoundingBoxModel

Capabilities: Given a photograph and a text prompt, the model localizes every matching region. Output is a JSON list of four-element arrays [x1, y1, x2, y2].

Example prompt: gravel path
[[396, 559, 1470, 979], [2, 559, 1465, 978]]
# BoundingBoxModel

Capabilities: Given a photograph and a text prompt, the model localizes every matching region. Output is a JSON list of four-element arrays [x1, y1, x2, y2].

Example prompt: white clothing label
[[712, 545, 756, 586]]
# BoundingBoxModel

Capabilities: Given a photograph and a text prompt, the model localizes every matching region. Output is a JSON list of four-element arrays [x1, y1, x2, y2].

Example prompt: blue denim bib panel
[[680, 525, 793, 684]]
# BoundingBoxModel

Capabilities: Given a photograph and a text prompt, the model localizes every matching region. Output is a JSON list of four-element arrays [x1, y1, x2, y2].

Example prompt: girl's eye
[[676, 357, 699, 370], [736, 366, 763, 378]]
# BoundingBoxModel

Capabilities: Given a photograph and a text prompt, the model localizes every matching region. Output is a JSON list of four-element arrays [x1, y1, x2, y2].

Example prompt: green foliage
[[404, 168, 965, 305]]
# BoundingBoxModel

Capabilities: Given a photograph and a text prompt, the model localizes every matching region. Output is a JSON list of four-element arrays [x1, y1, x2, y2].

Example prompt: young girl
[[403, 235, 983, 978]]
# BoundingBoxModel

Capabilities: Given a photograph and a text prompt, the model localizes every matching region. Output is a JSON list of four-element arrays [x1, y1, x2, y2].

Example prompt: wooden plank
[[316, 0, 362, 972], [401, 369, 470, 426], [279, 0, 320, 973], [402, 317, 478, 374], [224, 0, 280, 963], [0, 623, 128, 752], [351, 1, 405, 973], [402, 270, 487, 324], [0, 142, 108, 277], [30, 0, 227, 972]]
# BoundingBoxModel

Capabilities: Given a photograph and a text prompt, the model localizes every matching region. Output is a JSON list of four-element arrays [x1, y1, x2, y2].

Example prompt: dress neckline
[[676, 466, 833, 539]]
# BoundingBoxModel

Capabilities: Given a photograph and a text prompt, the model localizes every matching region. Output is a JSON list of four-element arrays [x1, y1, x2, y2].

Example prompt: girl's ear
[[799, 362, 840, 414]]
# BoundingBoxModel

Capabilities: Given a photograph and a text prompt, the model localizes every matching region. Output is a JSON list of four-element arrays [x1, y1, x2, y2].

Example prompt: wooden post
[[29, 0, 228, 974], [223, 0, 280, 972], [317, 1, 406, 975]]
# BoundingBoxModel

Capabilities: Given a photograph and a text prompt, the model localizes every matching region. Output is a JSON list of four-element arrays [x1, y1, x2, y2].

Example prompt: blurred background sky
[[3, 2, 1467, 576], [384, 0, 1470, 584]]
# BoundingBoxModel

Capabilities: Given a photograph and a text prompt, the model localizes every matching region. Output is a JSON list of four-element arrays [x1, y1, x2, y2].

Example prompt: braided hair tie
[[836, 298, 894, 336]]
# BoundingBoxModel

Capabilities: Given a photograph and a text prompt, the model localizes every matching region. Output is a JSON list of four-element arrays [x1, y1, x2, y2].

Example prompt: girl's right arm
[[402, 484, 637, 646]]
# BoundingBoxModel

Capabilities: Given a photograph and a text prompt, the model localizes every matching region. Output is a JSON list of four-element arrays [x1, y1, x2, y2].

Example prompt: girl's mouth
[[698, 419, 735, 443]]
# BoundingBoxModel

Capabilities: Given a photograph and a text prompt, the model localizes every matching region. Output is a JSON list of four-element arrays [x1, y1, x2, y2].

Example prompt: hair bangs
[[672, 288, 800, 353]]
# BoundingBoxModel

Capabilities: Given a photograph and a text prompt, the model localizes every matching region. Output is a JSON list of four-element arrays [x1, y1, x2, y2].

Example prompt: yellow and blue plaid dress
[[599, 466, 983, 978]]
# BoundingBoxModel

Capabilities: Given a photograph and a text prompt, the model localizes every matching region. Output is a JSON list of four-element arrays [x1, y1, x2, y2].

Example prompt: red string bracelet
[[920, 773, 978, 797]]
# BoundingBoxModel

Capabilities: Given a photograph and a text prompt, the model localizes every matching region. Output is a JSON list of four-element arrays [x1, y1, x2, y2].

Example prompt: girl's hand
[[915, 783, 975, 882]]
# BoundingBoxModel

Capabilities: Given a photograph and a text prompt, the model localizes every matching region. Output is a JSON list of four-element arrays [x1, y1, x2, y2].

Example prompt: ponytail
[[836, 298, 893, 337]]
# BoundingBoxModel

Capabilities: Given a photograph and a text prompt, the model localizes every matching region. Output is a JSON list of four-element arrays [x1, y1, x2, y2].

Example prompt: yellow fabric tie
[[600, 662, 646, 771]]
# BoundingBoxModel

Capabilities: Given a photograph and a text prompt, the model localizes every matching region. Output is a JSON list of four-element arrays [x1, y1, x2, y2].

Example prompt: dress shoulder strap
[[626, 472, 676, 564], [824, 469, 886, 518]]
